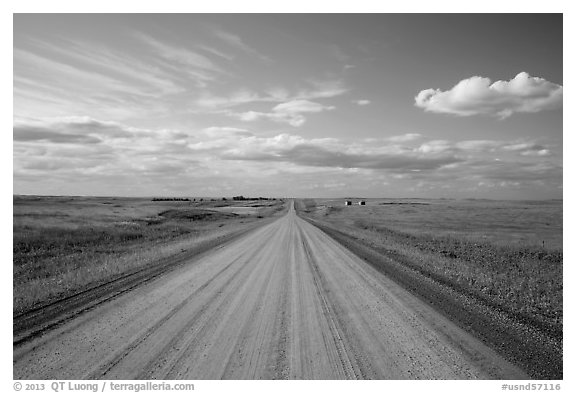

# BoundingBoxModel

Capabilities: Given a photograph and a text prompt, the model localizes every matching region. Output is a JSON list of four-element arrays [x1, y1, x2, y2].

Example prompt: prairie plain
[[307, 198, 562, 249], [13, 195, 286, 315], [13, 196, 563, 379]]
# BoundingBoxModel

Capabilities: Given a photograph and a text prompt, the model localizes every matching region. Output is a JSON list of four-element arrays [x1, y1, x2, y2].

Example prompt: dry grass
[[13, 195, 285, 314], [313, 198, 562, 249], [300, 198, 563, 334]]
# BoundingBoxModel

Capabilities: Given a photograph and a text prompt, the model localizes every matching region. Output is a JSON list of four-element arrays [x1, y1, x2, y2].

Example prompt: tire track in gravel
[[299, 227, 363, 379], [100, 222, 286, 380]]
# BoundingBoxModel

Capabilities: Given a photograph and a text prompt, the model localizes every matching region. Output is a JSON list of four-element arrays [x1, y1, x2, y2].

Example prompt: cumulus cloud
[[415, 72, 563, 118]]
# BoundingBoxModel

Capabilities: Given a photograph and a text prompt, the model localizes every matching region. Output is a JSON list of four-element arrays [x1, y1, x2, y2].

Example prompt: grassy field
[[13, 195, 285, 314], [298, 198, 562, 335], [309, 198, 562, 249]]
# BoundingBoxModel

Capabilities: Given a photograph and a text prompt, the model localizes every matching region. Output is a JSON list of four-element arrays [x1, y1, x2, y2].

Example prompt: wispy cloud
[[229, 100, 335, 127], [133, 32, 228, 85], [195, 89, 267, 109], [353, 99, 371, 106], [29, 38, 185, 95], [196, 44, 235, 61], [415, 72, 563, 118], [214, 29, 272, 63], [195, 81, 348, 110], [386, 133, 422, 143], [296, 80, 348, 100], [202, 127, 254, 138], [194, 79, 348, 127], [13, 46, 180, 121], [501, 142, 551, 156], [135, 32, 219, 71], [14, 49, 139, 96], [273, 100, 335, 114]]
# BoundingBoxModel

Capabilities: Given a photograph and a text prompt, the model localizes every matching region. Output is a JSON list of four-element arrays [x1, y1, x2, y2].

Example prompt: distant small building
[[345, 200, 352, 206], [358, 201, 366, 206]]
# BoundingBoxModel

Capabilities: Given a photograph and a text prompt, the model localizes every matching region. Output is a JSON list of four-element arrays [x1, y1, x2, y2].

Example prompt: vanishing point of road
[[14, 201, 526, 379]]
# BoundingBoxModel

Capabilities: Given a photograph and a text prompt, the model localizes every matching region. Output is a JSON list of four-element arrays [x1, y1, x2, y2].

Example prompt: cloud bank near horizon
[[13, 116, 562, 197]]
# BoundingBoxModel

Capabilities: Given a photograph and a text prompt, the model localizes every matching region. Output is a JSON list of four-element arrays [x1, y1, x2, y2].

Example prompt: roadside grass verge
[[353, 220, 562, 335]]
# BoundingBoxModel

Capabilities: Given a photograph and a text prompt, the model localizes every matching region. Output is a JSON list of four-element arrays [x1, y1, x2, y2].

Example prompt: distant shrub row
[[152, 196, 278, 202], [152, 197, 191, 201], [232, 196, 277, 201]]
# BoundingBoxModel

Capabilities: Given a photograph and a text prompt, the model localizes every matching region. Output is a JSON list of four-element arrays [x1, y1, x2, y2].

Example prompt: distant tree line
[[152, 197, 191, 201], [232, 196, 277, 201], [152, 196, 277, 202]]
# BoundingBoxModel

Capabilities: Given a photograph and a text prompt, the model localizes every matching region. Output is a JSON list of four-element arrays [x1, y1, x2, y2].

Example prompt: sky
[[13, 13, 563, 199]]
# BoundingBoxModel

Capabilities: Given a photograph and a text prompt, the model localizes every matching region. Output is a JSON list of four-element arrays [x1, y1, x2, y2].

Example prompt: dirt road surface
[[14, 202, 527, 379]]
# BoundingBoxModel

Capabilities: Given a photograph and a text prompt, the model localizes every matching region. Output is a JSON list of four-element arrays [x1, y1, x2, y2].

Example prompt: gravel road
[[14, 202, 527, 379]]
